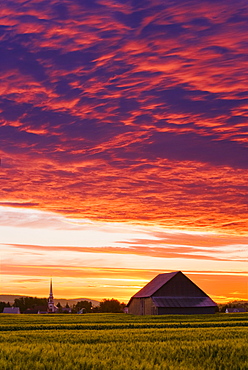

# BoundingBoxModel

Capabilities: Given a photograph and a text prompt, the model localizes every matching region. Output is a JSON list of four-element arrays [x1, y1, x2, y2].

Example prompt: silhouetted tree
[[99, 299, 124, 313], [0, 301, 10, 313], [220, 305, 227, 313], [92, 305, 100, 313], [218, 300, 248, 313], [56, 302, 63, 313], [72, 300, 92, 313], [13, 297, 48, 313]]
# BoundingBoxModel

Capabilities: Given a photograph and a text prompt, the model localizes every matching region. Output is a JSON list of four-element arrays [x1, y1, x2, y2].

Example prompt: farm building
[[127, 271, 217, 315], [225, 307, 246, 313], [3, 307, 20, 314], [24, 306, 48, 314]]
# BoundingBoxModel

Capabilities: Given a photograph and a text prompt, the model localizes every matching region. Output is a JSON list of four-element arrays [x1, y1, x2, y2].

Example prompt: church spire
[[49, 278, 53, 298], [48, 278, 55, 313]]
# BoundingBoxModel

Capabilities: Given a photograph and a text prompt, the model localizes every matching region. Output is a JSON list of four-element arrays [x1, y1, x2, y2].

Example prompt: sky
[[0, 0, 247, 304]]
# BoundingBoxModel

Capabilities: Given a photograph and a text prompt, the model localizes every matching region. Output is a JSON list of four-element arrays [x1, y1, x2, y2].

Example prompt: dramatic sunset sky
[[0, 0, 247, 304]]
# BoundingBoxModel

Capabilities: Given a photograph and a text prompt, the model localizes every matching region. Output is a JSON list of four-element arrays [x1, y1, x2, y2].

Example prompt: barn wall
[[128, 297, 157, 315], [157, 307, 216, 315], [127, 298, 141, 315], [154, 272, 206, 298]]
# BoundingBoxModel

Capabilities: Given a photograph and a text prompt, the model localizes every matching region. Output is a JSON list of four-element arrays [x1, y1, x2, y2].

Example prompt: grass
[[0, 313, 247, 369]]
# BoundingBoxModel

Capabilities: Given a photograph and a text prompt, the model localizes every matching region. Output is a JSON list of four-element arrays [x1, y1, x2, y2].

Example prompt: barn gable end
[[154, 271, 206, 298], [127, 271, 217, 315]]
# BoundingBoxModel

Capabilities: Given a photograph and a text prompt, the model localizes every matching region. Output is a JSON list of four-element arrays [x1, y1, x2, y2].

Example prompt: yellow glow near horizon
[[1, 207, 247, 304]]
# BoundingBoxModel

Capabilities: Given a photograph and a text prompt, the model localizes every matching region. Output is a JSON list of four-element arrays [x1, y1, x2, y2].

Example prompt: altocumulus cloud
[[0, 0, 248, 233]]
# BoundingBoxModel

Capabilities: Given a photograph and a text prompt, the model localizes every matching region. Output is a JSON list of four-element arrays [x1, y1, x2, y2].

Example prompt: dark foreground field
[[0, 313, 247, 370]]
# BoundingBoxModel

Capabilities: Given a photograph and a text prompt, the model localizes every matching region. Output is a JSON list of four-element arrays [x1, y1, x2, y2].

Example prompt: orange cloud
[[1, 264, 247, 303], [1, 155, 248, 234], [1, 0, 248, 301]]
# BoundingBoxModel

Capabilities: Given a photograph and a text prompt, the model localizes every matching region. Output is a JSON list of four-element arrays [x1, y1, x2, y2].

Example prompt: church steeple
[[48, 278, 55, 313], [49, 278, 53, 298]]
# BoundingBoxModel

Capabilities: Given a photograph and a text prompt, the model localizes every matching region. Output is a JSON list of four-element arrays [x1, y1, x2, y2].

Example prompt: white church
[[47, 279, 71, 313], [47, 278, 56, 313]]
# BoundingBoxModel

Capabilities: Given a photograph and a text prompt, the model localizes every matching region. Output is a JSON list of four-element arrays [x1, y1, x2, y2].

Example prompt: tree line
[[2, 297, 247, 314], [0, 297, 126, 314]]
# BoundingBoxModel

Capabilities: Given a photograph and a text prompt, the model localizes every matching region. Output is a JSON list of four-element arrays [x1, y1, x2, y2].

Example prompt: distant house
[[225, 307, 246, 313], [24, 308, 38, 314], [24, 306, 48, 314], [61, 307, 71, 313], [127, 271, 217, 315], [3, 307, 20, 314]]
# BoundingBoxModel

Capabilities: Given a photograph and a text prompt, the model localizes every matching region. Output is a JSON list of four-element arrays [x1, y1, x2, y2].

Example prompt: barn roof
[[127, 271, 217, 308], [152, 297, 216, 308], [132, 271, 179, 298]]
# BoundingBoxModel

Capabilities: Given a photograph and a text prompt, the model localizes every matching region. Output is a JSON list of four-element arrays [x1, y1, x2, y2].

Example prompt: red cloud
[[0, 0, 248, 236]]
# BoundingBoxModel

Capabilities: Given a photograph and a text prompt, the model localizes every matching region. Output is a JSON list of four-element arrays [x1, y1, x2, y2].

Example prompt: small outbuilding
[[127, 271, 217, 315], [3, 307, 21, 314], [225, 307, 246, 313]]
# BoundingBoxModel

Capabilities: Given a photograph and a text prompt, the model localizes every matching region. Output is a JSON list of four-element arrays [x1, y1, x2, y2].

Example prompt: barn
[[2, 307, 21, 314], [127, 271, 217, 315]]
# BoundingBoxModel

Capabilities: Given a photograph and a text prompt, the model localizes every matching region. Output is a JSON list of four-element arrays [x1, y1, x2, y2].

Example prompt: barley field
[[0, 313, 247, 370]]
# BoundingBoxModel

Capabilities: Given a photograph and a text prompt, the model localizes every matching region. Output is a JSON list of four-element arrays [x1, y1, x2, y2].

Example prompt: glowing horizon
[[0, 0, 247, 305], [1, 207, 247, 303]]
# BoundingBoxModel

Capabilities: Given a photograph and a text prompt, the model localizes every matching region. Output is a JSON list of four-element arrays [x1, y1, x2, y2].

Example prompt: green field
[[0, 313, 247, 370]]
